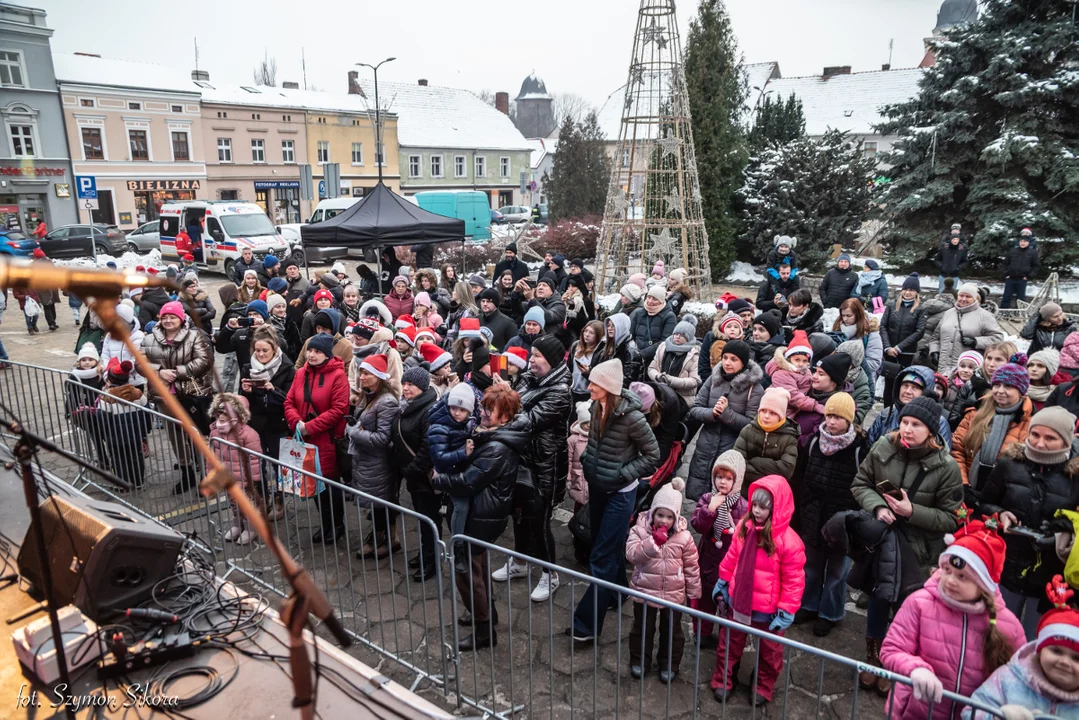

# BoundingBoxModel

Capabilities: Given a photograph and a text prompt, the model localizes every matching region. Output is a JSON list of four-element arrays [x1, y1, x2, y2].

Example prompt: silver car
[[125, 221, 161, 253], [497, 205, 532, 224]]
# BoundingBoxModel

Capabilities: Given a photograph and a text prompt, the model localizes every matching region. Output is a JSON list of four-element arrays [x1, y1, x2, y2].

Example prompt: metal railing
[[0, 358, 1052, 719]]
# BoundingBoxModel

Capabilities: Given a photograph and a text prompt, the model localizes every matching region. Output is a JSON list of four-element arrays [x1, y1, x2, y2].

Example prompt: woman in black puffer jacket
[[879, 280, 927, 406], [977, 406, 1079, 638], [392, 367, 440, 581]]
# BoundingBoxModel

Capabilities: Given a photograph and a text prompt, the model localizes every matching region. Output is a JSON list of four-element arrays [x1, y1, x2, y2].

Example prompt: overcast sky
[[38, 0, 945, 108]]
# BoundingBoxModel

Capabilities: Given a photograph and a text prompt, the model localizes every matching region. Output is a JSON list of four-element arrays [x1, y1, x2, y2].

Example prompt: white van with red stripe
[[158, 201, 288, 278]]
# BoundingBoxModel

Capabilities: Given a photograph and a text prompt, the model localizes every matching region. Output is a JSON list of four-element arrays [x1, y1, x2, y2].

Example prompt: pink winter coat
[[384, 289, 415, 319], [717, 475, 806, 616], [880, 573, 1026, 720], [566, 421, 589, 505], [626, 512, 702, 607], [210, 423, 263, 488], [765, 350, 818, 418]]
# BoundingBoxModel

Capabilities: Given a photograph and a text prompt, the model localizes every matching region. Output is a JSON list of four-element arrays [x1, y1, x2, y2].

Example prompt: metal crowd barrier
[[0, 359, 1048, 719]]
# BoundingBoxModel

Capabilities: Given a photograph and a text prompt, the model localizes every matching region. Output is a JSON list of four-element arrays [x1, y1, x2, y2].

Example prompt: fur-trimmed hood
[[769, 345, 807, 374], [209, 393, 251, 425], [414, 268, 439, 293], [999, 440, 1079, 475], [709, 358, 764, 392]]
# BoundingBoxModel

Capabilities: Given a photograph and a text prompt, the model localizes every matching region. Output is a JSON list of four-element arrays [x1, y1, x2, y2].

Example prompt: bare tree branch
[[253, 51, 278, 87], [552, 92, 596, 127]]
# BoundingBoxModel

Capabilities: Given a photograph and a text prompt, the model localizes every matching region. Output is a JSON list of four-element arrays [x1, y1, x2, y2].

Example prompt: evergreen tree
[[684, 0, 748, 279], [543, 112, 611, 220], [876, 0, 1079, 270], [748, 93, 805, 152], [740, 130, 875, 271]]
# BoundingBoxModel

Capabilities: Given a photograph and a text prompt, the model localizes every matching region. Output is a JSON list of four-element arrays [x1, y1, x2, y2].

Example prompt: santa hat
[[1037, 575, 1079, 655], [359, 353, 390, 380], [941, 508, 1006, 593], [106, 357, 133, 385], [419, 343, 452, 372], [504, 346, 529, 370], [415, 327, 439, 345], [714, 292, 739, 310], [395, 314, 416, 330], [395, 325, 417, 348], [784, 330, 813, 360], [458, 317, 482, 340]]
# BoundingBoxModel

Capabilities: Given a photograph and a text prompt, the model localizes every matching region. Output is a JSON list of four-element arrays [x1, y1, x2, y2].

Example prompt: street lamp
[[355, 57, 396, 184]]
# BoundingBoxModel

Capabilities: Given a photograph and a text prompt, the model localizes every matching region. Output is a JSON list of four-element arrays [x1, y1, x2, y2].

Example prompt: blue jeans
[[571, 487, 635, 638], [866, 596, 893, 639], [800, 546, 852, 622], [0, 336, 7, 361], [937, 275, 960, 293], [1001, 586, 1041, 641], [1001, 279, 1027, 309]]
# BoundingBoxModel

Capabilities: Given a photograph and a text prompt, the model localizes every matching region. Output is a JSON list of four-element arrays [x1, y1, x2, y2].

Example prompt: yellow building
[[306, 108, 400, 198]]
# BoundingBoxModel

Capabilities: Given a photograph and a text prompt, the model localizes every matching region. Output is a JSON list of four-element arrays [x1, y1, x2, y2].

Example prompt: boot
[[876, 669, 892, 697], [859, 636, 883, 691], [269, 493, 286, 521], [375, 525, 401, 559], [457, 624, 496, 651]]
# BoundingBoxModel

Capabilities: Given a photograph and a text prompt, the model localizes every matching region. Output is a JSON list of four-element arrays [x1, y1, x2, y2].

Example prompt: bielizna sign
[[126, 180, 201, 191]]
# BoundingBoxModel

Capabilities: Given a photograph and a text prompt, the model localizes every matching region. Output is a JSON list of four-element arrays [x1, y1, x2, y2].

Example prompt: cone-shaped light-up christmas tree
[[596, 0, 710, 294]]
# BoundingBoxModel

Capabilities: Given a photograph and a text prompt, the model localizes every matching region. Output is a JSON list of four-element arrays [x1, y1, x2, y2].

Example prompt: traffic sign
[[318, 179, 326, 199], [75, 176, 97, 200], [82, 198, 99, 210]]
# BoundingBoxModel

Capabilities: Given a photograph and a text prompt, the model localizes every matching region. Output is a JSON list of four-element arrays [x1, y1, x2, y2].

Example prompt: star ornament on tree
[[656, 131, 680, 159], [648, 227, 676, 259], [608, 190, 629, 217], [662, 192, 683, 216], [643, 18, 667, 46]]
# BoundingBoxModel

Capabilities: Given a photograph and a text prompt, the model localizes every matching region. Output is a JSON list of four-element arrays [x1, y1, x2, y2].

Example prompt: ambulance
[[158, 201, 289, 278]]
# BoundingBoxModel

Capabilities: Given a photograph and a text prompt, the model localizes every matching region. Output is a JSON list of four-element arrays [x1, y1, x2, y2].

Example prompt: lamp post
[[356, 57, 396, 184]]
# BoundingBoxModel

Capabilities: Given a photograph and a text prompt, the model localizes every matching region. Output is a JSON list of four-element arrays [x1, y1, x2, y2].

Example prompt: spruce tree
[[877, 0, 1079, 270], [684, 0, 748, 279], [544, 112, 611, 220], [748, 93, 805, 152], [740, 130, 875, 271]]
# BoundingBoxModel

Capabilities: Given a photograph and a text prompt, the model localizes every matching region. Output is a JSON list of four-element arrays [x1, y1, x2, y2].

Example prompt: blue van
[[413, 191, 491, 241]]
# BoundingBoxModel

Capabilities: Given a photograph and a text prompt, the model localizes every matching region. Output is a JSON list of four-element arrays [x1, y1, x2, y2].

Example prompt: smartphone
[[235, 317, 254, 328], [876, 480, 904, 500]]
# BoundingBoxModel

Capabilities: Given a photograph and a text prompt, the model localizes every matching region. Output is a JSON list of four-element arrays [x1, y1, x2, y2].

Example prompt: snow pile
[[597, 294, 622, 313], [54, 249, 165, 270], [726, 261, 763, 284]]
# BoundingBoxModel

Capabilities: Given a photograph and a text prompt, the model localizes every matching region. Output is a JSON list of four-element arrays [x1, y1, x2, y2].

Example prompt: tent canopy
[[300, 182, 466, 249]]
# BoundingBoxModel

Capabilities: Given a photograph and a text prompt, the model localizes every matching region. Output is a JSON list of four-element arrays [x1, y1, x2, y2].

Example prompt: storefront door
[[274, 187, 300, 224], [255, 189, 269, 216]]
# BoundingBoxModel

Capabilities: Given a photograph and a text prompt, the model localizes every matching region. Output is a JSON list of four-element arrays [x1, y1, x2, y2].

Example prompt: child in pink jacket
[[566, 400, 590, 508], [625, 477, 701, 684], [689, 449, 748, 646], [764, 330, 817, 419], [880, 514, 1025, 720], [210, 393, 264, 546], [710, 475, 805, 706]]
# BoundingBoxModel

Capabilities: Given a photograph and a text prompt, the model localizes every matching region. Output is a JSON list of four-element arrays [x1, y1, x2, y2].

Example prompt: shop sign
[[119, 212, 133, 224], [253, 180, 300, 189], [0, 166, 66, 177], [55, 183, 70, 198], [126, 179, 201, 191]]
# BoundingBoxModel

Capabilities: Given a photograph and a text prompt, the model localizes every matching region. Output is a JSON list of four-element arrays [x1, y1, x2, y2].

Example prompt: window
[[217, 137, 232, 162], [351, 142, 363, 165], [171, 131, 190, 160], [408, 155, 421, 178], [430, 155, 443, 178], [127, 101, 141, 110], [81, 128, 104, 159], [217, 111, 228, 119], [9, 124, 33, 157], [80, 98, 94, 107], [377, 143, 385, 166], [282, 139, 294, 163], [282, 114, 291, 122], [622, 149, 630, 168], [172, 105, 183, 113], [219, 190, 239, 201], [500, 157, 511, 177], [128, 130, 148, 160], [0, 50, 24, 87], [863, 141, 879, 160], [251, 139, 265, 163], [317, 141, 329, 164], [476, 157, 487, 178], [454, 155, 466, 178], [251, 113, 260, 120]]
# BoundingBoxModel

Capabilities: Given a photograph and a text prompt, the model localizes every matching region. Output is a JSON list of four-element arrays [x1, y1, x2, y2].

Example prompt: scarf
[[72, 366, 100, 381], [341, 303, 361, 323], [712, 494, 741, 545], [731, 522, 761, 621], [664, 336, 694, 354], [971, 399, 1024, 485], [855, 270, 882, 293], [249, 348, 283, 382], [758, 415, 785, 433], [1023, 645, 1079, 704], [818, 422, 857, 456], [1027, 383, 1053, 405], [1024, 436, 1071, 466], [840, 324, 858, 339], [471, 370, 493, 392]]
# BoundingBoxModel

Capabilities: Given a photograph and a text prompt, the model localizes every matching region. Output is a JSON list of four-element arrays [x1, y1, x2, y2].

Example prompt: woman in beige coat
[[929, 282, 1004, 374], [647, 316, 702, 408]]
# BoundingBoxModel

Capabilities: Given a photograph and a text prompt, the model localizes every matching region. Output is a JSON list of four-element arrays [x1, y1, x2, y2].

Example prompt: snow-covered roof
[[759, 67, 924, 136], [360, 80, 531, 152], [197, 81, 376, 114], [526, 137, 558, 169], [744, 61, 781, 117], [515, 74, 551, 101], [53, 53, 198, 95]]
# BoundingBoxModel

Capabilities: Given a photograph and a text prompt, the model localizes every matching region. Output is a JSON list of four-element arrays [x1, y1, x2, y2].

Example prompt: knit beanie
[[246, 300, 268, 320], [836, 340, 865, 378], [467, 273, 487, 289], [712, 449, 746, 497], [620, 284, 643, 303], [350, 317, 380, 341], [1040, 301, 1063, 321], [992, 362, 1030, 395], [458, 317, 483, 339], [470, 340, 491, 372], [727, 298, 753, 316], [77, 342, 100, 363], [313, 288, 335, 306], [414, 291, 432, 309], [106, 358, 133, 385], [626, 273, 646, 289], [753, 312, 781, 339], [721, 339, 751, 367], [523, 306, 546, 329], [759, 387, 790, 417], [1037, 576, 1079, 655], [306, 333, 335, 358], [1028, 406, 1077, 447], [718, 313, 743, 337], [958, 282, 981, 299], [837, 253, 851, 265], [537, 275, 558, 294], [899, 395, 941, 433], [898, 365, 935, 392], [419, 343, 452, 372], [532, 335, 565, 368], [159, 300, 185, 321], [957, 350, 984, 369], [673, 316, 698, 341], [669, 268, 687, 285], [824, 392, 856, 423], [575, 400, 592, 425], [479, 287, 501, 304], [808, 332, 836, 361], [447, 382, 476, 412], [267, 294, 287, 314], [315, 308, 339, 335], [589, 359, 624, 396], [1029, 348, 1061, 379], [402, 366, 430, 392], [652, 260, 665, 276], [650, 477, 685, 518], [941, 516, 1006, 593], [628, 381, 655, 412], [817, 352, 852, 387], [504, 346, 529, 370], [902, 273, 921, 292], [646, 284, 666, 302], [784, 330, 813, 360]]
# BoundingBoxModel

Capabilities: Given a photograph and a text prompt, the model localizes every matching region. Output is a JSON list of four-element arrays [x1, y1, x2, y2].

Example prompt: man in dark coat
[[935, 225, 969, 293], [755, 263, 799, 312], [493, 243, 530, 285], [410, 243, 434, 271], [138, 286, 170, 327], [517, 276, 567, 340], [232, 246, 268, 285], [1021, 301, 1075, 355], [1001, 232, 1040, 309], [547, 255, 568, 292], [477, 288, 518, 351], [818, 253, 859, 309]]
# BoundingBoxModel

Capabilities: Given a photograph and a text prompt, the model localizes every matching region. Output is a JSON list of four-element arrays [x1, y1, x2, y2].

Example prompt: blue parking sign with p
[[75, 176, 97, 199]]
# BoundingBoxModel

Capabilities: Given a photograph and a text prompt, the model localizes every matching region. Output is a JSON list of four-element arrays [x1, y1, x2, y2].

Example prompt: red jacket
[[174, 230, 192, 255], [284, 356, 350, 479], [33, 222, 47, 239]]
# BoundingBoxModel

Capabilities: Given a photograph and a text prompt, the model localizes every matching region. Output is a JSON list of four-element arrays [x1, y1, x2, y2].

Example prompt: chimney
[[348, 70, 362, 95], [191, 69, 210, 82], [281, 81, 299, 89], [495, 91, 509, 115], [418, 79, 428, 86], [881, 63, 891, 71], [822, 65, 852, 79]]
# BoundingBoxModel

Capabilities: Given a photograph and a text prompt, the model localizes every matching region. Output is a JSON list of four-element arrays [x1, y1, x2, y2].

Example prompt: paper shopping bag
[[277, 431, 324, 498]]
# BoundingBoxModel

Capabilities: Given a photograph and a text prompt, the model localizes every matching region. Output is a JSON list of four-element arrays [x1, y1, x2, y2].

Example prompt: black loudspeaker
[[17, 494, 183, 622]]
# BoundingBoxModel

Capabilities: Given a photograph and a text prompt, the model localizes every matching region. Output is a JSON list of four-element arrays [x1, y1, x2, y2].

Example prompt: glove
[[652, 525, 669, 546], [961, 335, 977, 348], [712, 579, 730, 606], [910, 667, 943, 704], [768, 610, 794, 633], [999, 706, 1034, 720], [929, 352, 940, 367]]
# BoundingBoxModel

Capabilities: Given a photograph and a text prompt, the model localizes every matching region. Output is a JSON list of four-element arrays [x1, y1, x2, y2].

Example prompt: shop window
[[0, 51, 24, 87], [81, 128, 104, 160], [128, 130, 149, 160], [282, 140, 294, 163], [408, 155, 421, 178], [9, 124, 34, 157], [218, 137, 232, 162], [251, 139, 265, 163], [454, 156, 466, 178], [171, 131, 190, 161]]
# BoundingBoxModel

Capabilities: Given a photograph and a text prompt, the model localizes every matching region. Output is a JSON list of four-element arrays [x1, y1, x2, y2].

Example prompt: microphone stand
[[95, 297, 351, 720]]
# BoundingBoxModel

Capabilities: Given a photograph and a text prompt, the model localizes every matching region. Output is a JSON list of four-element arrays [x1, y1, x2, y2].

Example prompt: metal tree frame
[[595, 0, 711, 294]]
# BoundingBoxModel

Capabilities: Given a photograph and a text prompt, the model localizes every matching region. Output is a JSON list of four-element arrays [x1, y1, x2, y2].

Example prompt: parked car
[[537, 203, 549, 224], [490, 209, 505, 225], [497, 205, 531, 224], [124, 220, 160, 253], [38, 224, 125, 259], [0, 229, 40, 257]]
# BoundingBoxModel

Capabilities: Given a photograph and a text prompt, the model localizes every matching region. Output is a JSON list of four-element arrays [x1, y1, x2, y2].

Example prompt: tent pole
[[461, 238, 466, 276], [377, 246, 383, 299]]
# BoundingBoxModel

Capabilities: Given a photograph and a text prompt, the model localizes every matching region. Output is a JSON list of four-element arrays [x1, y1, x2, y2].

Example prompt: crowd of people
[[17, 230, 1079, 717]]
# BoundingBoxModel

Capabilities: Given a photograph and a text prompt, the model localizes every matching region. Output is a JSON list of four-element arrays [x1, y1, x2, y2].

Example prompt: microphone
[[0, 257, 176, 297]]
